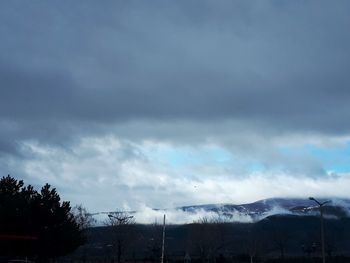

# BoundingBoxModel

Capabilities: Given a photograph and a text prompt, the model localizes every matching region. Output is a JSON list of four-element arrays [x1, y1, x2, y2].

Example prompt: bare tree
[[271, 225, 291, 259], [72, 204, 96, 231], [190, 216, 230, 263], [107, 211, 136, 263], [245, 239, 259, 263], [72, 204, 96, 263], [242, 228, 264, 263]]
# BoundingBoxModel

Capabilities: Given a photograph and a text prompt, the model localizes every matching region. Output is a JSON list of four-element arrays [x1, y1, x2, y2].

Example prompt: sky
[[1, 1, 350, 221]]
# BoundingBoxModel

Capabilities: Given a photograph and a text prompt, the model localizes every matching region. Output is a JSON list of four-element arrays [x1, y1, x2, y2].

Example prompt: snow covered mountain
[[179, 198, 350, 222], [91, 198, 350, 224]]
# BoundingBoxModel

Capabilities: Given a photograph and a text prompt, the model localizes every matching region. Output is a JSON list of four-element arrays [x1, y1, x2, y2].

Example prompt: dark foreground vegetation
[[1, 175, 350, 263], [0, 175, 85, 262], [64, 215, 350, 263]]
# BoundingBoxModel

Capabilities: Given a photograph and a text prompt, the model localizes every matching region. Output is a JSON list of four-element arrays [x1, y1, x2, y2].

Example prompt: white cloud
[[2, 134, 347, 218], [1, 1, 350, 224]]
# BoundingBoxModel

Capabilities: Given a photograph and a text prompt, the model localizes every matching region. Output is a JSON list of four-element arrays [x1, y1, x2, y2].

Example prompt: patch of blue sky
[[145, 146, 266, 174], [148, 146, 233, 168], [279, 141, 350, 173], [246, 162, 266, 173]]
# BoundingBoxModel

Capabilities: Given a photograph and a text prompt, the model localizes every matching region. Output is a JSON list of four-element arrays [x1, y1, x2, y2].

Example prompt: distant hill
[[179, 197, 350, 222], [66, 198, 350, 262], [90, 198, 350, 224]]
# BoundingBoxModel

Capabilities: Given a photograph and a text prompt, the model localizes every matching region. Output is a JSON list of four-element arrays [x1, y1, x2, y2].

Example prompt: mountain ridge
[[91, 197, 350, 224], [178, 197, 350, 222]]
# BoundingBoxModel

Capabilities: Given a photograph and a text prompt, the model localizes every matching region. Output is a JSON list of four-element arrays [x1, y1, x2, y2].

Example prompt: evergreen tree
[[0, 175, 85, 261]]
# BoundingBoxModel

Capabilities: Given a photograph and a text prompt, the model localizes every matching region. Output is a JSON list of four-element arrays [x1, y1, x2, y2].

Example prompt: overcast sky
[[1, 1, 350, 220]]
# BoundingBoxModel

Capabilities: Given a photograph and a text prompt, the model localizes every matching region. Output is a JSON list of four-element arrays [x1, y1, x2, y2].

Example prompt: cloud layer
[[1, 1, 350, 215]]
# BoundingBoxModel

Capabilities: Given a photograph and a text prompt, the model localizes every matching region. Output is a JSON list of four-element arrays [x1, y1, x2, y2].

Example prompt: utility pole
[[161, 214, 166, 263], [309, 197, 331, 263]]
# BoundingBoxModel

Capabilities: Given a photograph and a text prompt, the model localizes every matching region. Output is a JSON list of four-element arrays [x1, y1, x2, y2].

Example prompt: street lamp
[[309, 197, 331, 263], [108, 213, 134, 224], [107, 213, 134, 263]]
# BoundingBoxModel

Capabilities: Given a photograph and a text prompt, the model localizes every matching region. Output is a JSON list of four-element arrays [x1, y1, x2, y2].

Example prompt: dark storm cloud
[[1, 0, 350, 156]]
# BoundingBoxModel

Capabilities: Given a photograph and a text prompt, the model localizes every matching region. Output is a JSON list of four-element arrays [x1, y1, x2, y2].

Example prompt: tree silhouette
[[0, 175, 84, 261], [106, 211, 136, 263], [189, 217, 230, 263], [72, 204, 96, 262]]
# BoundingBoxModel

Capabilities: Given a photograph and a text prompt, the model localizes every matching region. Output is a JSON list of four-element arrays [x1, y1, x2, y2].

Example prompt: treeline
[[68, 215, 350, 263], [0, 175, 90, 262], [2, 174, 350, 263]]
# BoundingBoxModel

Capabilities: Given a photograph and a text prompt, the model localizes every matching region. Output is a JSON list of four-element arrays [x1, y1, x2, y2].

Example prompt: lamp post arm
[[320, 200, 331, 206]]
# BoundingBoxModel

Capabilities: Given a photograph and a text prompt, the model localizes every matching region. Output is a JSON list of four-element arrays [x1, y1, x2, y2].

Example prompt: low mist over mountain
[[75, 198, 350, 261], [179, 198, 350, 222], [92, 198, 350, 224]]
